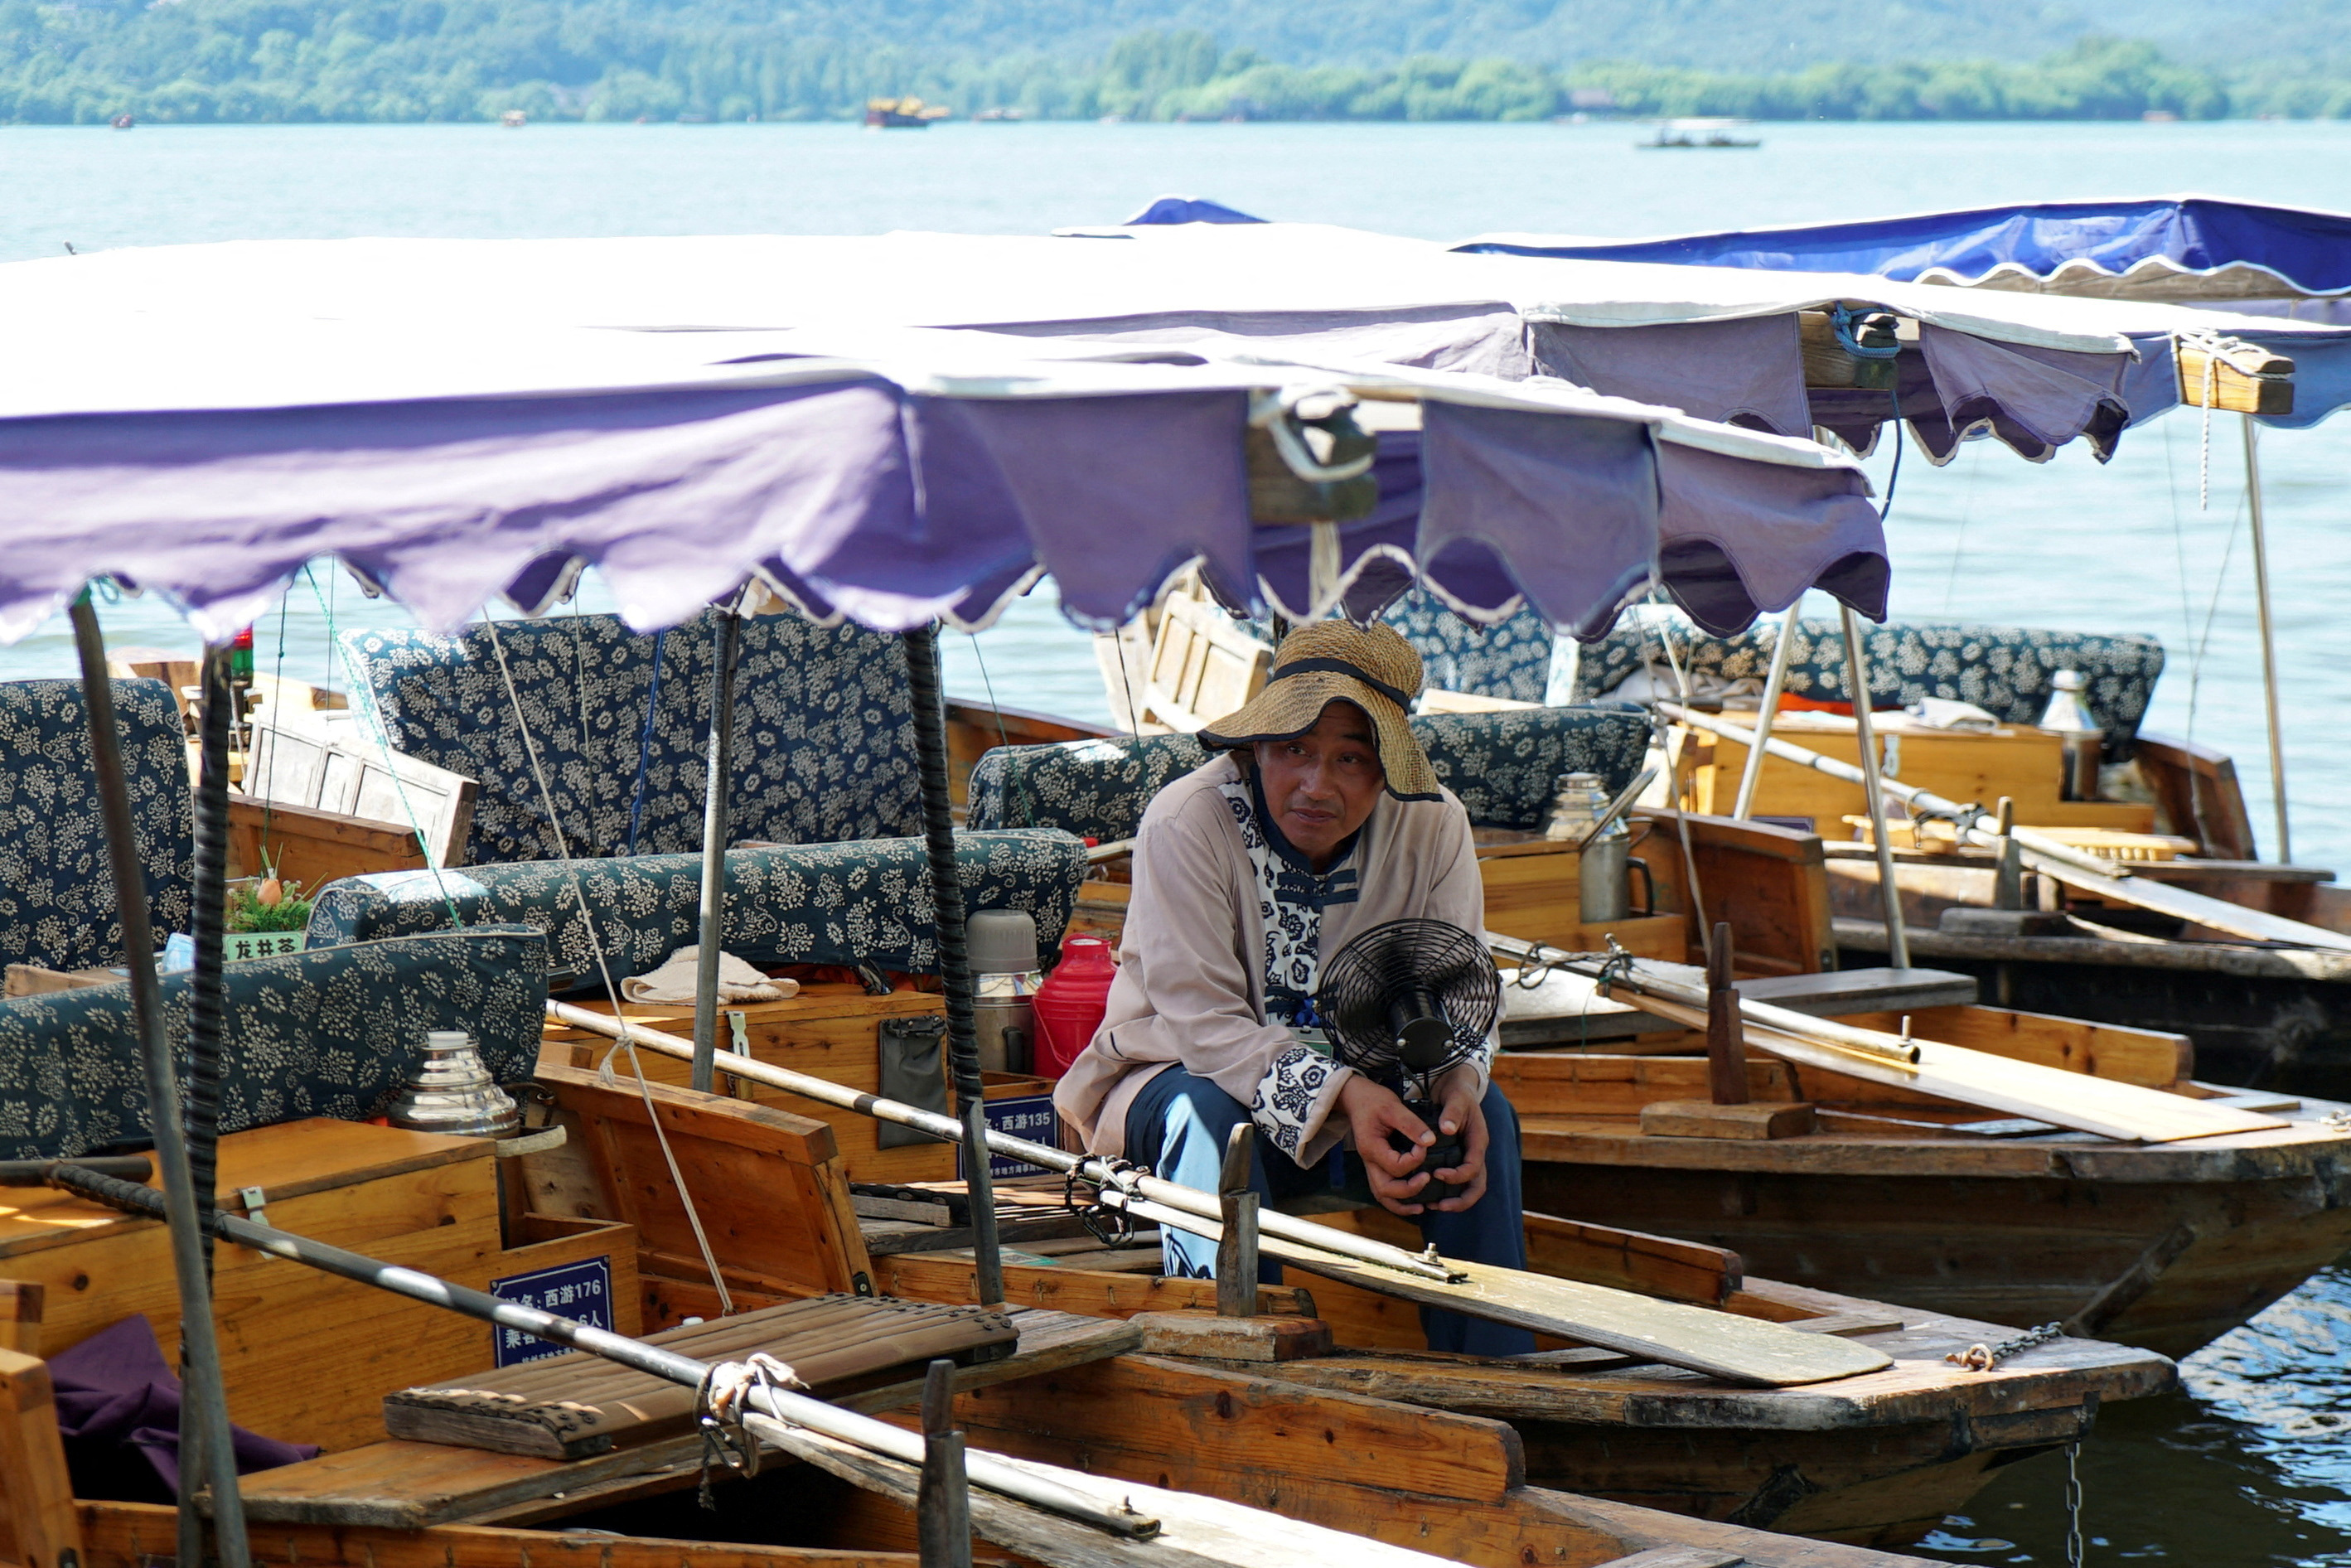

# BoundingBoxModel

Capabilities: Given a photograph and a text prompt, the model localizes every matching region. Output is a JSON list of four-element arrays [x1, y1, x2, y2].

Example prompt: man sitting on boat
[[1053, 621, 1532, 1354]]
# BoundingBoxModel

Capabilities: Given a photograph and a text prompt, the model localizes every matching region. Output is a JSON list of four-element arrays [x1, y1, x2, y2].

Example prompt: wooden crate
[[1475, 832, 1686, 957], [544, 991, 1067, 1187], [0, 1120, 639, 1452], [1681, 714, 2155, 836], [546, 985, 962, 1183]]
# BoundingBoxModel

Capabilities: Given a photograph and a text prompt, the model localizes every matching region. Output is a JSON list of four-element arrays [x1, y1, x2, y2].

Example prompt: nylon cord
[[481, 615, 737, 1317]]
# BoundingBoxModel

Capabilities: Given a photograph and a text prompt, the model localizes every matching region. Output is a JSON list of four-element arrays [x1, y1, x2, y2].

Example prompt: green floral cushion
[[305, 832, 1086, 991], [0, 679, 193, 974], [966, 709, 1652, 840], [343, 610, 922, 865], [1381, 590, 1555, 704], [0, 927, 547, 1160], [1570, 617, 2164, 757]]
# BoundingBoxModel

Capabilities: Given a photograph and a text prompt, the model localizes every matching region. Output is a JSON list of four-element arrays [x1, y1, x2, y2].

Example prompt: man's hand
[[1338, 1074, 1438, 1216], [1423, 1063, 1489, 1213]]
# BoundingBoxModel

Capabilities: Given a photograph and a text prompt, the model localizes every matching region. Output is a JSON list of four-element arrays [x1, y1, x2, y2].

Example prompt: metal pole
[[901, 624, 1004, 1309], [186, 646, 232, 1263], [1841, 607, 1911, 970], [67, 594, 252, 1568], [547, 999, 1458, 1283], [2242, 414, 2291, 864], [692, 604, 743, 1094], [1731, 603, 1803, 820], [44, 1163, 1154, 1541]]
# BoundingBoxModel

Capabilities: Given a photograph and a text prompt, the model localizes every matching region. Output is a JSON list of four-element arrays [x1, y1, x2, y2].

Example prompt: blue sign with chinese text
[[490, 1256, 614, 1367], [960, 1094, 1060, 1183]]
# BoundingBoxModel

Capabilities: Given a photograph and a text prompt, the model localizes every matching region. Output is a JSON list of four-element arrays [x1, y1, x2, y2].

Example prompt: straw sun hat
[[1198, 621, 1441, 801]]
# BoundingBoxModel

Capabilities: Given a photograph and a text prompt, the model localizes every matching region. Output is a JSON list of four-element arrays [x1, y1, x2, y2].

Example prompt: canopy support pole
[[692, 602, 742, 1094], [1731, 603, 1803, 820], [1841, 607, 1910, 970], [901, 624, 1004, 1309], [67, 593, 252, 1568], [2242, 414, 2291, 864]]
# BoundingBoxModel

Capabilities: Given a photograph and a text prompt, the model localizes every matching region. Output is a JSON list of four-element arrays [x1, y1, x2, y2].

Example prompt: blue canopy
[[1454, 197, 2351, 430], [1451, 196, 2351, 298]]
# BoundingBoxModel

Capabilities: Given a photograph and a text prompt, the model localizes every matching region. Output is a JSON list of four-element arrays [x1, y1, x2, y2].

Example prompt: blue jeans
[[1125, 1067, 1536, 1357]]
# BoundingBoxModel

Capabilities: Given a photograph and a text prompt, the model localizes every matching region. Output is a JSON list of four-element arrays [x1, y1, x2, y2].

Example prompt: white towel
[[620, 946, 799, 1006]]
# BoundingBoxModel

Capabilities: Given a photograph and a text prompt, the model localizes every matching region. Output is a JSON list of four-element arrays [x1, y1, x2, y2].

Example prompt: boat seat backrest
[[341, 609, 923, 866], [304, 830, 1088, 991], [1381, 589, 1555, 704], [965, 708, 1652, 840], [1571, 617, 2165, 756], [0, 927, 547, 1160], [0, 678, 194, 974]]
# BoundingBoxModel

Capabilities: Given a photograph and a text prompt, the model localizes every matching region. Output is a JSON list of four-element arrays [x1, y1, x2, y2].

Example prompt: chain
[[2064, 1439, 2086, 1568], [1065, 1159, 1143, 1249], [1945, 1320, 2063, 1371]]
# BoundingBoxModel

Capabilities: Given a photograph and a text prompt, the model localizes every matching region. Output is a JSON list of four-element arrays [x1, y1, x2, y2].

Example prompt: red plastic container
[[1032, 936, 1117, 1080]]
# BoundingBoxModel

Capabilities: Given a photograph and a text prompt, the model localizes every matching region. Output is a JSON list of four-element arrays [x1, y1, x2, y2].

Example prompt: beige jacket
[[1052, 753, 1489, 1168]]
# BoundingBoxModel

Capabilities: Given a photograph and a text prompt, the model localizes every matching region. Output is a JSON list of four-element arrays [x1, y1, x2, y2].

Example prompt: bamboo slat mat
[[385, 1294, 1017, 1459]]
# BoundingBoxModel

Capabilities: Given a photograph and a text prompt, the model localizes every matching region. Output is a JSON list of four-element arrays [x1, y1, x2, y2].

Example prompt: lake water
[[4, 118, 2349, 1561]]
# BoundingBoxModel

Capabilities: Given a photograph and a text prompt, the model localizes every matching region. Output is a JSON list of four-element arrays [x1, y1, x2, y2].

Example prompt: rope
[[624, 631, 667, 855], [481, 617, 737, 1319], [694, 1353, 805, 1504]]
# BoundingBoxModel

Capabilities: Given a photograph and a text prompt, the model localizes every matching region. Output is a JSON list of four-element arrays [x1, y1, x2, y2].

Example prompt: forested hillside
[[2, 0, 2346, 124]]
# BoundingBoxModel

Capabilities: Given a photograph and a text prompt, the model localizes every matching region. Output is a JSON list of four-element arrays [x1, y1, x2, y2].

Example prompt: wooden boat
[[1668, 699, 2351, 1097], [537, 999, 2172, 1550], [0, 1092, 1956, 1568], [952, 687, 2351, 1362]]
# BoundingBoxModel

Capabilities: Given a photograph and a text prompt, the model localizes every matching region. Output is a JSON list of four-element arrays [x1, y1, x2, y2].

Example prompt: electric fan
[[1313, 919, 1501, 1203]]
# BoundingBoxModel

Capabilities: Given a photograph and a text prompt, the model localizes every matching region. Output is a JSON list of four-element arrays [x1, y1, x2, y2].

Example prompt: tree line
[[5, 14, 2349, 126]]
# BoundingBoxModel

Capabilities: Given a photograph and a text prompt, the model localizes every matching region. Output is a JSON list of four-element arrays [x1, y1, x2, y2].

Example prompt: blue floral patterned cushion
[[966, 734, 1212, 846], [966, 709, 1652, 840], [305, 832, 1087, 991], [1381, 589, 1555, 704], [1412, 709, 1652, 830], [0, 927, 547, 1160], [342, 610, 923, 866], [1570, 618, 2165, 757], [0, 679, 193, 974]]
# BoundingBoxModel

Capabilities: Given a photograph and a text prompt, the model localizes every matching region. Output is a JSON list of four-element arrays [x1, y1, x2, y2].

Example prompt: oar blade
[[1263, 1244, 1890, 1386]]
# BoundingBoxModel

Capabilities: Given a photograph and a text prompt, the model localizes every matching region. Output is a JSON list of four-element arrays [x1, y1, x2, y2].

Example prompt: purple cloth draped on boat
[[1532, 314, 2136, 467], [1656, 441, 1890, 632], [1529, 317, 1812, 437], [1909, 326, 2134, 464], [0, 359, 1877, 645], [49, 1315, 318, 1502], [1417, 400, 1658, 641], [1253, 425, 1888, 636]]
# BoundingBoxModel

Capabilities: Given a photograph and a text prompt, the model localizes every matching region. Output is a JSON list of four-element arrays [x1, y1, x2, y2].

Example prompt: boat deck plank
[[235, 1309, 1136, 1528]]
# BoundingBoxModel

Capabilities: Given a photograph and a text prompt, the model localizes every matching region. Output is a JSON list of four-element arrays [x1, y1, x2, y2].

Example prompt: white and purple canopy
[[0, 240, 1889, 645], [1454, 196, 2351, 430]]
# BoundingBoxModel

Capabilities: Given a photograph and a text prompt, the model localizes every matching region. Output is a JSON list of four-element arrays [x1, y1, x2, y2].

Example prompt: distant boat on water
[[1638, 117, 1760, 149], [865, 96, 951, 128], [501, 109, 526, 128], [110, 114, 133, 129]]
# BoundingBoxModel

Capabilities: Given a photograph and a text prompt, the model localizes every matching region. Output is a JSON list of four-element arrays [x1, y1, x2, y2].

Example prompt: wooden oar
[[1492, 942, 2291, 1144], [1662, 701, 2351, 955], [547, 1002, 1892, 1387]]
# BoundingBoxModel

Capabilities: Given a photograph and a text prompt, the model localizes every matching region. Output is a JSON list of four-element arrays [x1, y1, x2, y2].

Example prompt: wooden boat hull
[[1517, 1130, 2351, 1361]]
